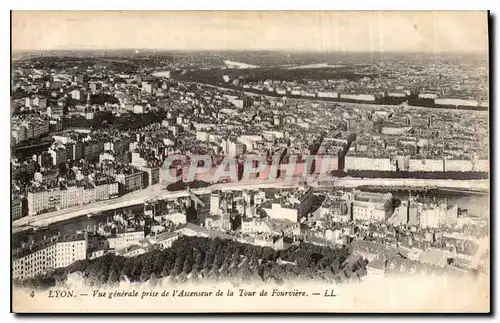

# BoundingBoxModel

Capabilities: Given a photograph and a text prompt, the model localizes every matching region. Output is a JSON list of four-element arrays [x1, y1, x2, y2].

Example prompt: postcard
[[11, 10, 490, 313]]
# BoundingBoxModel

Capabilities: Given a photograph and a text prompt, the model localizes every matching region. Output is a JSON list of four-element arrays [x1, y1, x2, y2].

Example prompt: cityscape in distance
[[10, 10, 490, 313]]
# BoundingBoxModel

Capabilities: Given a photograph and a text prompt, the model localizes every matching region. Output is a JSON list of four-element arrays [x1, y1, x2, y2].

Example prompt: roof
[[353, 240, 399, 257], [207, 230, 235, 241], [123, 244, 144, 253], [367, 257, 386, 271], [13, 233, 86, 260], [151, 231, 179, 243], [418, 248, 447, 267], [178, 223, 208, 234], [305, 235, 333, 247], [265, 218, 297, 233], [272, 236, 294, 244]]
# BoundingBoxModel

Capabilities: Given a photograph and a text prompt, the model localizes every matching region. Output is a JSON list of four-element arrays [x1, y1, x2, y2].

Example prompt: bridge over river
[[13, 177, 489, 234]]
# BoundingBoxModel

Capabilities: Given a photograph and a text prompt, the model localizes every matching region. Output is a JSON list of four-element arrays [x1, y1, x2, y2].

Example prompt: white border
[[3, 1, 498, 322], [6, 1, 499, 10]]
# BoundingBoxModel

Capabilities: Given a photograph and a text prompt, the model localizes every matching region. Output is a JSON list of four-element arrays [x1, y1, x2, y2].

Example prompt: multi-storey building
[[83, 184, 97, 204], [443, 159, 474, 172], [104, 138, 132, 154], [141, 81, 154, 94], [11, 125, 27, 144], [55, 235, 88, 268], [69, 141, 84, 161], [22, 119, 50, 139], [12, 195, 24, 220], [60, 184, 84, 209], [138, 166, 160, 187], [344, 156, 395, 172], [27, 188, 49, 216], [99, 151, 130, 165], [210, 191, 220, 216], [83, 141, 104, 162], [12, 233, 87, 280], [263, 187, 313, 222], [224, 140, 245, 157], [71, 89, 84, 101], [108, 181, 119, 198], [107, 228, 145, 251], [297, 186, 314, 218], [350, 191, 394, 222], [241, 218, 272, 234], [419, 203, 458, 229], [47, 187, 61, 212], [408, 158, 445, 172], [49, 146, 68, 166], [115, 170, 143, 193], [148, 232, 179, 250]]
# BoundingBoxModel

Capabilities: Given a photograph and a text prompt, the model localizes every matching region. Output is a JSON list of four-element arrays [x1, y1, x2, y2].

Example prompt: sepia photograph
[[10, 10, 490, 313]]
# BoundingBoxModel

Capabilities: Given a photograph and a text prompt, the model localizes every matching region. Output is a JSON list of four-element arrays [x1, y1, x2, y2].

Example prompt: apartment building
[[115, 169, 144, 193], [107, 228, 145, 251], [350, 191, 394, 222], [12, 234, 87, 280]]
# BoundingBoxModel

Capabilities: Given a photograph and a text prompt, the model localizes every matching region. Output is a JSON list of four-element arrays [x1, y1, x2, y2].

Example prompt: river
[[150, 70, 488, 115], [12, 204, 143, 249], [12, 188, 488, 249], [360, 187, 489, 218], [12, 195, 212, 249]]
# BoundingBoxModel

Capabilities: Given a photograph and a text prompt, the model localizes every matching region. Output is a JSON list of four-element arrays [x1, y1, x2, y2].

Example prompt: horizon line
[[12, 48, 488, 54]]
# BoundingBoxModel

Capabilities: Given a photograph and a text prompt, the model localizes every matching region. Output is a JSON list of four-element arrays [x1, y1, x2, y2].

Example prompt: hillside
[[16, 236, 368, 289]]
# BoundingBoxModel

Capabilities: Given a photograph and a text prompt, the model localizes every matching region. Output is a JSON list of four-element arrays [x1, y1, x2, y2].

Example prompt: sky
[[12, 11, 489, 53]]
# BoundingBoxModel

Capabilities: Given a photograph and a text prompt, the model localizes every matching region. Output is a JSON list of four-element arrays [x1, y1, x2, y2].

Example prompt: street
[[12, 177, 489, 234]]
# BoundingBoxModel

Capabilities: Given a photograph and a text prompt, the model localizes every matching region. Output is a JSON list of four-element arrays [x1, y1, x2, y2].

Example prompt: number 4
[[30, 291, 34, 298]]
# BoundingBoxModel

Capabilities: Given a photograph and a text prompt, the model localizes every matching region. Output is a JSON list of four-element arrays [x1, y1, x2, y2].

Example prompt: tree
[[194, 248, 205, 271], [212, 246, 225, 271], [131, 257, 144, 281], [120, 258, 135, 280], [161, 262, 171, 278], [203, 241, 218, 270], [16, 235, 370, 288], [231, 214, 242, 231], [140, 255, 155, 282], [230, 248, 241, 267], [238, 258, 251, 282], [171, 253, 185, 276], [108, 261, 122, 285], [91, 259, 112, 286], [65, 259, 89, 274], [186, 205, 198, 224], [261, 247, 275, 261], [182, 251, 194, 274], [153, 253, 166, 275]]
